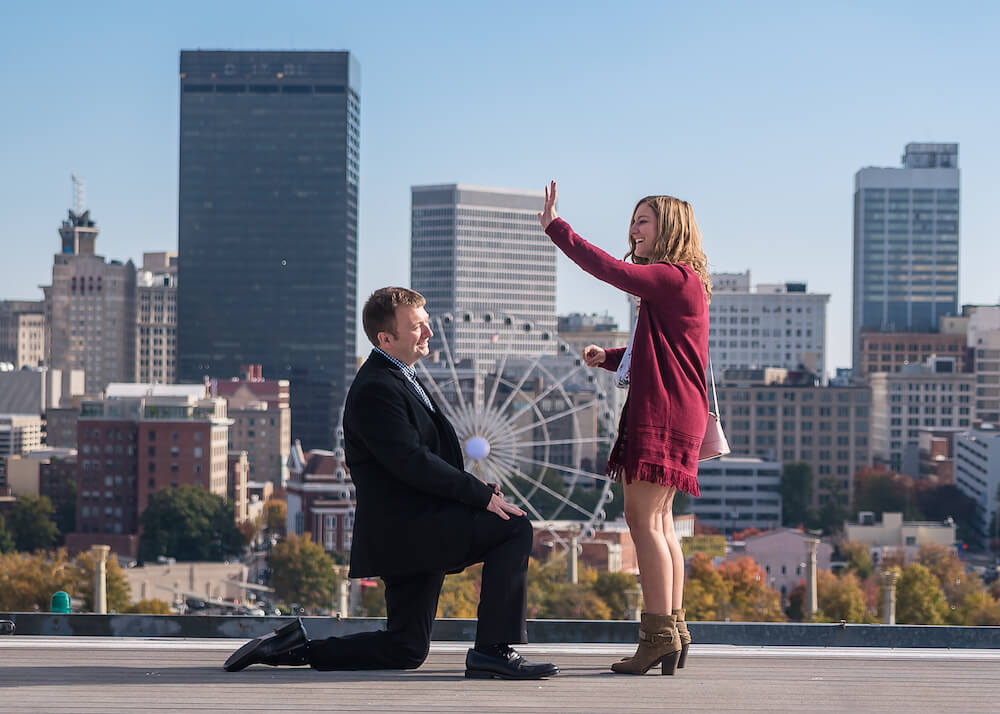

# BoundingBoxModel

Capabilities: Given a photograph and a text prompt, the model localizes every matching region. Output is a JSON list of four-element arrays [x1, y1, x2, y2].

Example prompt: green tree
[[816, 570, 867, 622], [53, 478, 77, 545], [138, 486, 246, 562], [839, 541, 874, 580], [780, 462, 814, 527], [813, 477, 850, 535], [0, 515, 15, 553], [72, 549, 131, 612], [359, 578, 386, 617], [915, 485, 977, 545], [8, 495, 59, 551], [895, 563, 948, 624], [268, 534, 339, 612], [853, 468, 922, 520]]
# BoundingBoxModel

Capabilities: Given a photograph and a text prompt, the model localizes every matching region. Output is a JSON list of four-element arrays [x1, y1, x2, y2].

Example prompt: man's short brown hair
[[362, 287, 426, 347]]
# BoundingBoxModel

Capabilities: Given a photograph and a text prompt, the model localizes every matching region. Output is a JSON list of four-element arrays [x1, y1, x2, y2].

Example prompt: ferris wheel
[[412, 310, 620, 544]]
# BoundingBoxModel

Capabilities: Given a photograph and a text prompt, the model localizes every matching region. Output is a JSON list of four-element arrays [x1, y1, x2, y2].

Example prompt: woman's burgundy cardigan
[[545, 218, 709, 496]]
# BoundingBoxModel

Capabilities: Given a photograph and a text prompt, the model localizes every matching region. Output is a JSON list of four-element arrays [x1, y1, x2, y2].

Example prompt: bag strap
[[707, 347, 720, 415]]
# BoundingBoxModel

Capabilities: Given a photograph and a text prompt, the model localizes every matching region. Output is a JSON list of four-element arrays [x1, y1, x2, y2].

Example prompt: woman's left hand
[[538, 180, 559, 229]]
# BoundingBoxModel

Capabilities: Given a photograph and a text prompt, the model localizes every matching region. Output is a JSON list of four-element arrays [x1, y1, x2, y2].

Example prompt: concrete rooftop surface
[[2, 637, 999, 713]]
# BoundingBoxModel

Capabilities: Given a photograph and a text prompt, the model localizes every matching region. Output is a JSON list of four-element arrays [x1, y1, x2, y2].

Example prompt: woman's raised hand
[[538, 180, 559, 229], [582, 344, 606, 367]]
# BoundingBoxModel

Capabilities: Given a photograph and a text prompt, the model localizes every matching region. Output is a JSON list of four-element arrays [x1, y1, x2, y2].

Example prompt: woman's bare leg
[[661, 493, 684, 609], [623, 480, 674, 613]]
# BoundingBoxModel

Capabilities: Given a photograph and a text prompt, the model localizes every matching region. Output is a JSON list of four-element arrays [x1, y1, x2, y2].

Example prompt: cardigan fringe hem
[[606, 460, 701, 498]]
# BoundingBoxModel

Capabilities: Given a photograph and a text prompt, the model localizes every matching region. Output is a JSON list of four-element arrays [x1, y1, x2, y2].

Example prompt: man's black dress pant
[[307, 512, 533, 671]]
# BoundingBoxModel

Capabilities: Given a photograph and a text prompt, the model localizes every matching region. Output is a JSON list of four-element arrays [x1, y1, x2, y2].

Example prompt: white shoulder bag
[[698, 352, 731, 462]]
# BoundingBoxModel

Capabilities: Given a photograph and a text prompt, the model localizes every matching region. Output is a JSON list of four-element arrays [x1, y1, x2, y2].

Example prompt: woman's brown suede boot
[[672, 608, 691, 669], [611, 612, 681, 675]]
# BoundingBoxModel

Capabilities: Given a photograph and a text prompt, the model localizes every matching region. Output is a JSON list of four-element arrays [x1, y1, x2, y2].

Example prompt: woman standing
[[539, 181, 711, 675]]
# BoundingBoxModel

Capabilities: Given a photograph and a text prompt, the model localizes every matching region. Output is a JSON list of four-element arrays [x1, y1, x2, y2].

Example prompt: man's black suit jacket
[[344, 350, 495, 578]]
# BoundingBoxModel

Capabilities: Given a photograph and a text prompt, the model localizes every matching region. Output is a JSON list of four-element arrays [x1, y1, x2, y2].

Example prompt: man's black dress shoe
[[224, 618, 310, 672], [465, 646, 559, 680]]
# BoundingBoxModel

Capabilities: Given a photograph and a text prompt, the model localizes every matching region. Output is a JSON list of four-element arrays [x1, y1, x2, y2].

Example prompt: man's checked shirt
[[375, 348, 435, 413]]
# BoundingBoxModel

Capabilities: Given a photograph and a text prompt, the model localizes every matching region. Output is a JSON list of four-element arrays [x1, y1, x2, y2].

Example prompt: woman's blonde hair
[[625, 195, 712, 301]]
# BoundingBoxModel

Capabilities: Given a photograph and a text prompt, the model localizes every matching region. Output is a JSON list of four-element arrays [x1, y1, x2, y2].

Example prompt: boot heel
[[677, 643, 689, 669], [660, 650, 680, 675]]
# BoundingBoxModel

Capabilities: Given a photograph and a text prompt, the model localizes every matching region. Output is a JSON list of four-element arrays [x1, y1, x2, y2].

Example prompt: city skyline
[[3, 2, 1000, 376]]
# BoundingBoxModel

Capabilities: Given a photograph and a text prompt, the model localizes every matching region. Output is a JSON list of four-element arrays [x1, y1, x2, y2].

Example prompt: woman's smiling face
[[630, 202, 658, 259]]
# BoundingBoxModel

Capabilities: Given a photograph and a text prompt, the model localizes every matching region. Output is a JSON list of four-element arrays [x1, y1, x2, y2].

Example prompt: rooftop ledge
[[2, 613, 999, 649]]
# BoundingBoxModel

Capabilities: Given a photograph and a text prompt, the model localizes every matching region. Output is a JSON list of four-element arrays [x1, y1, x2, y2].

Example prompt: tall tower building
[[177, 51, 360, 451], [410, 184, 556, 363], [852, 143, 960, 371], [136, 252, 177, 384], [42, 206, 136, 394]]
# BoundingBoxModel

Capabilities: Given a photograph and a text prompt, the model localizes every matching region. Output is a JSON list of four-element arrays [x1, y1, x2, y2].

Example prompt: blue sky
[[3, 1, 999, 371]]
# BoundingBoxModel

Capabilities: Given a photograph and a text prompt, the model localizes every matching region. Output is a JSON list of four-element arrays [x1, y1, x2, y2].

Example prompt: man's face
[[379, 304, 433, 366]]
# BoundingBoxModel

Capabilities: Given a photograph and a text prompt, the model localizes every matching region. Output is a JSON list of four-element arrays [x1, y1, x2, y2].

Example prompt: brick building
[[286, 441, 355, 554], [859, 330, 970, 377], [68, 383, 234, 556]]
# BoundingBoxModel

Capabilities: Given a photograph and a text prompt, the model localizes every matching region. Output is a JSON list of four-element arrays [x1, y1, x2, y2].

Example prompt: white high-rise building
[[852, 143, 960, 372], [411, 185, 556, 363], [870, 356, 975, 473], [136, 252, 178, 384], [965, 306, 1000, 425], [708, 271, 829, 379], [43, 208, 136, 394], [953, 427, 1000, 548]]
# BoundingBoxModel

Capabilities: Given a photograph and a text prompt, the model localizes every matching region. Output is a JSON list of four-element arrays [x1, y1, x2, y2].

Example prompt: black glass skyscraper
[[177, 51, 359, 451]]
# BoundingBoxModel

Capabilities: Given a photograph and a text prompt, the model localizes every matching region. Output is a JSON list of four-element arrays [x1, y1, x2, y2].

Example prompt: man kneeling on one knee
[[224, 287, 558, 680]]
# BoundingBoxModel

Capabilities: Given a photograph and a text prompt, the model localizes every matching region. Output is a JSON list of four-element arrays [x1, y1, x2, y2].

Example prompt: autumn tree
[[838, 541, 875, 580], [895, 563, 948, 625], [593, 571, 639, 620], [524, 554, 615, 620], [268, 534, 339, 612], [438, 565, 482, 619], [816, 570, 867, 623], [265, 500, 287, 536], [684, 553, 729, 621], [72, 549, 131, 612], [122, 598, 173, 615], [718, 557, 785, 622], [7, 495, 59, 551], [684, 554, 785, 622], [0, 550, 76, 611]]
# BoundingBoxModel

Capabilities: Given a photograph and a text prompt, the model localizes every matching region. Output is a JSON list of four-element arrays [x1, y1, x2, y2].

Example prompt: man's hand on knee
[[486, 493, 525, 520]]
